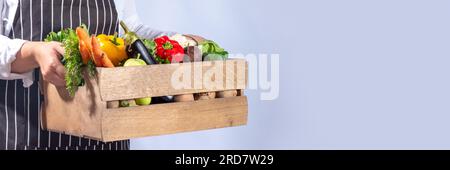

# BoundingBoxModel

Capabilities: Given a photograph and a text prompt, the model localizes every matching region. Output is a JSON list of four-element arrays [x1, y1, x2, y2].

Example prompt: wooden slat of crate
[[40, 73, 105, 140], [97, 59, 248, 101], [100, 96, 248, 142]]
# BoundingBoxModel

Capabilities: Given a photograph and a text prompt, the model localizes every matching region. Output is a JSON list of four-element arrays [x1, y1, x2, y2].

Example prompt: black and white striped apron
[[0, 0, 129, 150]]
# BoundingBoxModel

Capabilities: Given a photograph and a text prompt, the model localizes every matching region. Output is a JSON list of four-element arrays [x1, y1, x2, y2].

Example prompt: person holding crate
[[0, 0, 174, 150]]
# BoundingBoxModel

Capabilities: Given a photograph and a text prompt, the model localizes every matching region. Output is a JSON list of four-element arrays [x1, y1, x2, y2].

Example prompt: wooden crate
[[40, 59, 248, 142]]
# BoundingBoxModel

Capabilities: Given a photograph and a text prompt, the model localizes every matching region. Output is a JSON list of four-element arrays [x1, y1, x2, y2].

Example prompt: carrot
[[91, 36, 114, 68], [76, 27, 91, 45], [91, 36, 104, 67], [101, 53, 115, 68], [78, 40, 91, 64], [76, 27, 95, 65]]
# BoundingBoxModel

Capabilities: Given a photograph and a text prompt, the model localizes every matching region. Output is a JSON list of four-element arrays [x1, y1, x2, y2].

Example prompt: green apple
[[135, 97, 152, 106], [123, 58, 147, 67], [123, 58, 152, 106]]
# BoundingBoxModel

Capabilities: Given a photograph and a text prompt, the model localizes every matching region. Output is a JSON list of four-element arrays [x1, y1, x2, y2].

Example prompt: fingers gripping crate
[[40, 59, 248, 142]]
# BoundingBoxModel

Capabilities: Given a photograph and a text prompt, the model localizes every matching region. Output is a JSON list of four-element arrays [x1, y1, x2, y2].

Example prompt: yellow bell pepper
[[96, 34, 128, 66]]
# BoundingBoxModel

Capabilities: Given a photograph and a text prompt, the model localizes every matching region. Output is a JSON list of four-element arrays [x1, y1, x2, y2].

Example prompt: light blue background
[[131, 0, 450, 149]]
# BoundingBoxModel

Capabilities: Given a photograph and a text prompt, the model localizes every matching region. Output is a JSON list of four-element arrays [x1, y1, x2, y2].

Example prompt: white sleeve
[[116, 0, 176, 39], [0, 35, 34, 87]]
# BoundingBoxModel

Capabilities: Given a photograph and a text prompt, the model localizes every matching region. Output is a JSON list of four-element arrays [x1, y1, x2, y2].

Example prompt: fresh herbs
[[142, 39, 156, 56], [45, 27, 96, 97]]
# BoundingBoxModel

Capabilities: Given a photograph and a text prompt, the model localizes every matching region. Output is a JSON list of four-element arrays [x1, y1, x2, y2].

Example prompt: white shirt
[[0, 0, 174, 87]]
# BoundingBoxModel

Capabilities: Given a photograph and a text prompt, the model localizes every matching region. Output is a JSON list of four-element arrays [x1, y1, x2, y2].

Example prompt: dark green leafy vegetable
[[45, 31, 69, 43], [44, 27, 96, 97], [142, 39, 156, 55]]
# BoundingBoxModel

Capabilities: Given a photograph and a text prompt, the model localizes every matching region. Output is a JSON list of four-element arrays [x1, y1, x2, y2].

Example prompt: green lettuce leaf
[[200, 40, 228, 61]]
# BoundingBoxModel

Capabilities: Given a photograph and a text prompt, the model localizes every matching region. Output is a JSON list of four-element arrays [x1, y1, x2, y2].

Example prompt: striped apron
[[0, 0, 129, 150]]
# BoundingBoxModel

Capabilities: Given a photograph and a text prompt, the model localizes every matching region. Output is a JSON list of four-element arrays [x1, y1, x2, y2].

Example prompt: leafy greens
[[44, 28, 96, 97]]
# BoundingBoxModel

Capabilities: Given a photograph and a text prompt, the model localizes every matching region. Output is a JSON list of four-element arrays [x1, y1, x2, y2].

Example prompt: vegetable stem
[[120, 21, 130, 33], [111, 32, 120, 46]]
